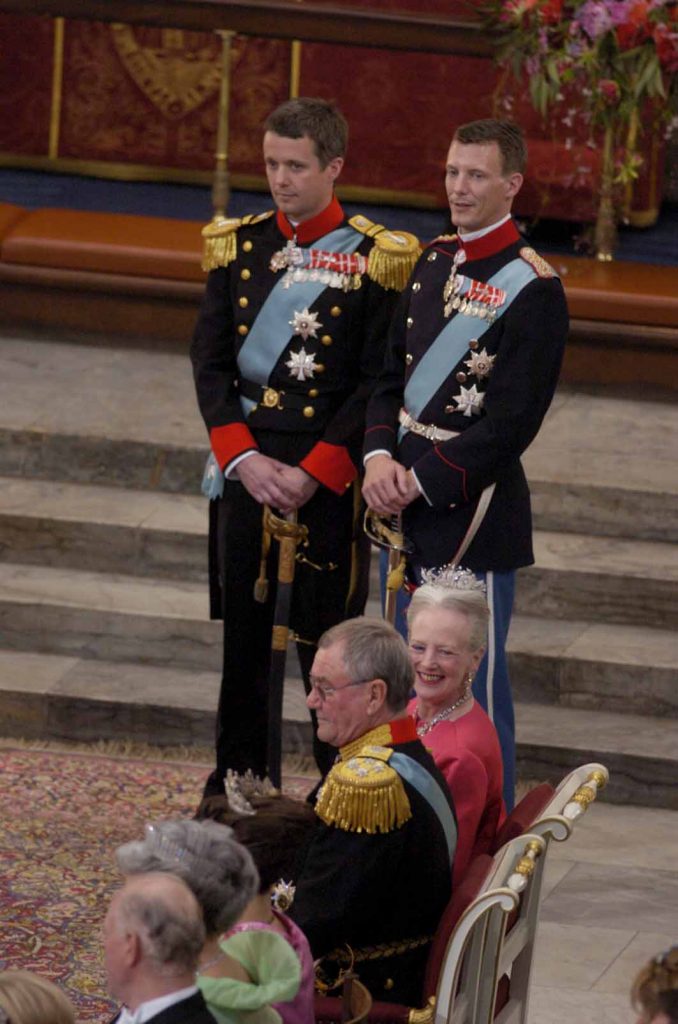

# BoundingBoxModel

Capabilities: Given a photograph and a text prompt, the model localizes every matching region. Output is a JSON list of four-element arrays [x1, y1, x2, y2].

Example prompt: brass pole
[[48, 16, 65, 160], [289, 40, 302, 98], [212, 29, 235, 219]]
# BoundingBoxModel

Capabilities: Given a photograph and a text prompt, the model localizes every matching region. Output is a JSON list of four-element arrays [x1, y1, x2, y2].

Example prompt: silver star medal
[[449, 383, 485, 417], [289, 307, 322, 341], [286, 347, 320, 381], [464, 347, 496, 379]]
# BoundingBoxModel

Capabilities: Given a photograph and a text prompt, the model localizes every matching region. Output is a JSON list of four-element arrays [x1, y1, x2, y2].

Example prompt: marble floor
[[529, 800, 678, 1023]]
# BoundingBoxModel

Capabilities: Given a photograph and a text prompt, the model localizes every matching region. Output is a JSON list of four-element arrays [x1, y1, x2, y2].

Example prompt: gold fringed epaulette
[[241, 211, 275, 227], [519, 246, 557, 279], [201, 216, 242, 271], [349, 214, 421, 292], [315, 749, 412, 834], [201, 211, 274, 271]]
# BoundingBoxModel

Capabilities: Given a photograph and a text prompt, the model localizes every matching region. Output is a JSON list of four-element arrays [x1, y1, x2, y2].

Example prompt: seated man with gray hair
[[290, 617, 456, 1006], [103, 872, 216, 1024]]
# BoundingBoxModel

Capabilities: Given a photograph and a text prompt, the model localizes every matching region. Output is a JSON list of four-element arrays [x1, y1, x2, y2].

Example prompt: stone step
[[0, 646, 673, 809], [3, 479, 676, 631], [0, 562, 221, 670], [2, 562, 674, 720], [522, 390, 678, 544], [515, 701, 678, 810], [507, 616, 678, 718], [0, 648, 312, 760], [517, 530, 678, 629], [2, 422, 677, 545], [368, 530, 678, 630], [0, 476, 208, 581]]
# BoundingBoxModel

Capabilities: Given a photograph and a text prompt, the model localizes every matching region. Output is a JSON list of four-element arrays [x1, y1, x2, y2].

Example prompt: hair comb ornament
[[271, 879, 296, 912], [143, 823, 204, 870], [420, 563, 487, 595]]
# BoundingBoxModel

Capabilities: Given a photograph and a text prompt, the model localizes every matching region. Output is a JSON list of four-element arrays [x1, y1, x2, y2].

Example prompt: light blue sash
[[390, 751, 457, 864], [238, 224, 363, 416], [400, 258, 538, 440]]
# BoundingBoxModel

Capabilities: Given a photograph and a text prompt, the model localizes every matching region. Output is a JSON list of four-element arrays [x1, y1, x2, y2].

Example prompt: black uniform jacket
[[364, 219, 569, 571], [291, 718, 455, 1006], [191, 196, 404, 495], [110, 991, 217, 1024]]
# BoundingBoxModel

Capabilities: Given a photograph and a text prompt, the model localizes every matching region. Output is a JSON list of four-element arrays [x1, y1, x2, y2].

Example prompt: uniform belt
[[398, 408, 458, 444], [239, 378, 333, 414], [326, 934, 432, 963]]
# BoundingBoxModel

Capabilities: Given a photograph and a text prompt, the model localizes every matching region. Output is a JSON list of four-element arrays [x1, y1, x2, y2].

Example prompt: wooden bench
[[1, 202, 676, 387]]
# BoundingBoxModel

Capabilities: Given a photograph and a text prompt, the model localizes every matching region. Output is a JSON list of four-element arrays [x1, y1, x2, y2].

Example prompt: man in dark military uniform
[[362, 120, 569, 811], [291, 618, 455, 1006], [191, 98, 419, 794]]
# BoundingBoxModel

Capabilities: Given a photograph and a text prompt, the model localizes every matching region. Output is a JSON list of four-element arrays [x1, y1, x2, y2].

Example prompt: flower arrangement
[[482, 0, 678, 256]]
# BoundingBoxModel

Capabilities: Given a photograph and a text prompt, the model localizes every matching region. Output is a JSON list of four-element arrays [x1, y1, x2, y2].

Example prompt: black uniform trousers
[[210, 430, 369, 782]]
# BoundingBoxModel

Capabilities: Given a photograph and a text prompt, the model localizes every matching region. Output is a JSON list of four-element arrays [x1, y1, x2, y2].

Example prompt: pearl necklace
[[416, 688, 472, 737]]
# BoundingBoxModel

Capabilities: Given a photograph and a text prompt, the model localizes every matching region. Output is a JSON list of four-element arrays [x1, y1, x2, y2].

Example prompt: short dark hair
[[196, 794, 316, 893], [453, 119, 527, 175], [318, 617, 414, 713], [264, 97, 348, 167]]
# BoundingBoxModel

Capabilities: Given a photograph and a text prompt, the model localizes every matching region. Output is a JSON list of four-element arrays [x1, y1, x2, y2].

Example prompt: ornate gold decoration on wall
[[110, 24, 223, 120]]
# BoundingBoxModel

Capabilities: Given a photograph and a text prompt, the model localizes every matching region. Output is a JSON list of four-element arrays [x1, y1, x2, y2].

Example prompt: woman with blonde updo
[[0, 970, 75, 1024], [407, 571, 506, 885], [631, 946, 678, 1024]]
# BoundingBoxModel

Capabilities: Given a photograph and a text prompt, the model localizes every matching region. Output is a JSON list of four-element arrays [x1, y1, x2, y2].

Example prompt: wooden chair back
[[434, 832, 547, 1024]]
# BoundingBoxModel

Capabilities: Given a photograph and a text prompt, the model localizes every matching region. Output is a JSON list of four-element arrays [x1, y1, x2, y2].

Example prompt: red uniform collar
[[338, 716, 418, 760], [457, 219, 520, 261], [388, 716, 419, 744], [276, 195, 344, 244]]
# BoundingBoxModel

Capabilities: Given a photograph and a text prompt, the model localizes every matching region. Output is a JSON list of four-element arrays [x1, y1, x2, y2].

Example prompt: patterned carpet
[[0, 745, 315, 1022]]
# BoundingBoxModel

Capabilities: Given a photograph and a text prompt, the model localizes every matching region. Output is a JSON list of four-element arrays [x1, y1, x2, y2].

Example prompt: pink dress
[[409, 699, 506, 886], [224, 911, 315, 1024]]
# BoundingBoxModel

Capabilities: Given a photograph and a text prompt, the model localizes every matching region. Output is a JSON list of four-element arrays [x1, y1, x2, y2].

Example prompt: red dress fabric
[[408, 699, 506, 886]]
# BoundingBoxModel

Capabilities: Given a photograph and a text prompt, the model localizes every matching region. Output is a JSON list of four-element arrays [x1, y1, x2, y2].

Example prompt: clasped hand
[[362, 454, 420, 515], [237, 454, 319, 514]]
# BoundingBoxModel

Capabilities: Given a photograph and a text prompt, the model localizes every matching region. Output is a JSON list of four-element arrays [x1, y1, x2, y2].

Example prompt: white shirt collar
[[119, 985, 199, 1024], [458, 213, 511, 243]]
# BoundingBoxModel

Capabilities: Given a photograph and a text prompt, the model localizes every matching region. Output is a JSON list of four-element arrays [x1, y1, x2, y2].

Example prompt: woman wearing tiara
[[116, 811, 314, 1024], [407, 565, 506, 885], [196, 790, 316, 1024]]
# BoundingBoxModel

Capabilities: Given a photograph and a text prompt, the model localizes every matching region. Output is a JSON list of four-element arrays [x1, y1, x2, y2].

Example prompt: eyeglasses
[[308, 677, 373, 702]]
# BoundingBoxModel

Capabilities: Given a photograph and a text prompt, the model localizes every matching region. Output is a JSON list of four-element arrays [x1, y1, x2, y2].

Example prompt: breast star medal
[[446, 383, 485, 417], [286, 348, 320, 381], [289, 307, 322, 341], [463, 348, 496, 379]]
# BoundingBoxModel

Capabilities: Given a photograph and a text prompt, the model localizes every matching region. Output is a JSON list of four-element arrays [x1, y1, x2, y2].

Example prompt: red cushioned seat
[[0, 202, 27, 241], [0, 207, 204, 282]]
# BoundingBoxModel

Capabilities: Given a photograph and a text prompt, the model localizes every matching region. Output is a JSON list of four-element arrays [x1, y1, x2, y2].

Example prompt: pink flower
[[598, 78, 621, 104], [576, 0, 614, 39]]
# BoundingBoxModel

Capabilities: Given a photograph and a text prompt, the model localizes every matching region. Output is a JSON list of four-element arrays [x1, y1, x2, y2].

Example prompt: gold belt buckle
[[261, 386, 284, 410]]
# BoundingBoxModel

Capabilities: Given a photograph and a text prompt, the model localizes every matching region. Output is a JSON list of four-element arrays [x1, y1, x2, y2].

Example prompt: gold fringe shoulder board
[[519, 246, 557, 279], [315, 746, 412, 834], [349, 214, 422, 292], [201, 210, 274, 271]]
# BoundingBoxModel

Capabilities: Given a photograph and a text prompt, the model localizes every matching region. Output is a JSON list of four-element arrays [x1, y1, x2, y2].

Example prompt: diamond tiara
[[419, 563, 487, 595]]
